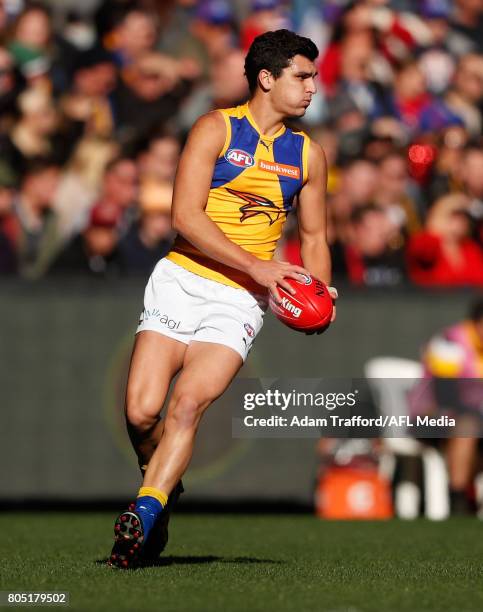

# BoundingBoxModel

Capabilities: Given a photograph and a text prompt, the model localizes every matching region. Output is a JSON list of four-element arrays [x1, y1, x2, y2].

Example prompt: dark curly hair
[[244, 29, 319, 95]]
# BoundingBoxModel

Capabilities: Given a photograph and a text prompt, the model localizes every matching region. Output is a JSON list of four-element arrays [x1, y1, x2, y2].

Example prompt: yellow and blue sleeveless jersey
[[166, 102, 311, 291]]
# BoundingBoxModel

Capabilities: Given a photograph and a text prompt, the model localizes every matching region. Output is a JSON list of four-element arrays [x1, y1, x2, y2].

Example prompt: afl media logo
[[225, 148, 255, 168]]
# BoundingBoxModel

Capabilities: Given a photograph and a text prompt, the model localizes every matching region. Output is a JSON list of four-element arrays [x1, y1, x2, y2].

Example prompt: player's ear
[[258, 69, 273, 92]]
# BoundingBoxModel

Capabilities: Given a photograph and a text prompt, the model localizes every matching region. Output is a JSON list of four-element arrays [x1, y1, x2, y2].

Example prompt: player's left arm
[[297, 140, 337, 320]]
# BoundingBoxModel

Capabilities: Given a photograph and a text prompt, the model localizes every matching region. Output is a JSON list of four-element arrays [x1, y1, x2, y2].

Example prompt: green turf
[[0, 513, 482, 612]]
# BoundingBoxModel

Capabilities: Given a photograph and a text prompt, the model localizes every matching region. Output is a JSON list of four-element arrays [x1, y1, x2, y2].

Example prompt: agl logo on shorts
[[140, 308, 181, 330], [225, 149, 255, 168]]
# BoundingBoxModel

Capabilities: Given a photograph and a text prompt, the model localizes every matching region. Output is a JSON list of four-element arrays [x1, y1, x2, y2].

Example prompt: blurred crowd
[[0, 0, 482, 285]]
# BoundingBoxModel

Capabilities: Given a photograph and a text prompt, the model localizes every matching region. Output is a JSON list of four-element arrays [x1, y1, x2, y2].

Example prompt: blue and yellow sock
[[134, 487, 168, 540]]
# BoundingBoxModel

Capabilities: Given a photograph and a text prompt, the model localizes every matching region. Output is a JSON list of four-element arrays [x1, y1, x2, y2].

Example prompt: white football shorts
[[136, 258, 267, 361]]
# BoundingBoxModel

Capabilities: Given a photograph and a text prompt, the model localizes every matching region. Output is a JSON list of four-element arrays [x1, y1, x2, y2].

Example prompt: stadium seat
[[364, 357, 450, 521]]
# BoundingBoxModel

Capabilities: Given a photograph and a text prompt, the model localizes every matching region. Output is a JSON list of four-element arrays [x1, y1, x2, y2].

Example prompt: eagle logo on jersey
[[226, 188, 285, 226]]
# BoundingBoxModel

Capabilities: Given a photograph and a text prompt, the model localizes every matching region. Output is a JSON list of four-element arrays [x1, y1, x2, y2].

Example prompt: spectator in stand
[[94, 0, 139, 44], [48, 200, 121, 277], [330, 159, 378, 242], [319, 2, 373, 96], [14, 158, 61, 278], [329, 29, 384, 120], [154, 0, 218, 82], [61, 11, 97, 53], [445, 53, 483, 137], [111, 50, 198, 148], [240, 0, 290, 52], [190, 0, 237, 63], [308, 126, 340, 196], [428, 125, 471, 203], [364, 2, 433, 66], [210, 48, 249, 109], [344, 204, 407, 286], [340, 159, 379, 209], [7, 2, 77, 94], [319, 1, 431, 95], [53, 137, 119, 245], [2, 87, 58, 173], [61, 46, 117, 140], [0, 46, 25, 128], [449, 0, 483, 54], [458, 145, 483, 240], [1, 83, 80, 174], [121, 130, 179, 270], [417, 0, 455, 96], [384, 60, 462, 135], [0, 162, 19, 274], [138, 130, 180, 185], [363, 124, 407, 162], [327, 95, 371, 163], [407, 193, 483, 286], [8, 4, 52, 70], [107, 8, 159, 67], [0, 0, 8, 40], [459, 145, 483, 206], [118, 181, 174, 275], [91, 156, 139, 238], [373, 151, 422, 235], [179, 43, 246, 126]]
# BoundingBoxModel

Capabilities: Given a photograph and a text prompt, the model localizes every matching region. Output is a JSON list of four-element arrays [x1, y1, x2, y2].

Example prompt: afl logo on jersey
[[225, 149, 255, 168]]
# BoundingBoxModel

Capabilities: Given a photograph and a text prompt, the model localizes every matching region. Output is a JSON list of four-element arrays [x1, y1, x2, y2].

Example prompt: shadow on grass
[[96, 555, 284, 569]]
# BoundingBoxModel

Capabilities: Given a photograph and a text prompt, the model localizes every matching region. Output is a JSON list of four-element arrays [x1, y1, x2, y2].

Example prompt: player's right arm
[[171, 111, 308, 301]]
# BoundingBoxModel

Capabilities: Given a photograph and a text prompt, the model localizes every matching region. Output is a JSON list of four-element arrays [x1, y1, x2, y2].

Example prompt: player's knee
[[168, 394, 204, 430], [125, 396, 159, 432]]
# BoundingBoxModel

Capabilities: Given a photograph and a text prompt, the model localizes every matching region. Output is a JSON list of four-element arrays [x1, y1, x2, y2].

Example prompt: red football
[[269, 275, 333, 333]]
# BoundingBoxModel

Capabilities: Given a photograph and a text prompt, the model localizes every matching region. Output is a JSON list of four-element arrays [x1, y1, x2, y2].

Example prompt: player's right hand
[[304, 286, 338, 335], [247, 259, 310, 304]]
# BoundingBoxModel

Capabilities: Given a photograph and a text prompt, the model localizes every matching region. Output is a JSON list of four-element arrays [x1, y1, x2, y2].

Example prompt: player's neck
[[246, 98, 285, 138]]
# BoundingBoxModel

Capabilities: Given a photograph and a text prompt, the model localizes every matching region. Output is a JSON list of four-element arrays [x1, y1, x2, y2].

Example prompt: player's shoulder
[[194, 104, 243, 127], [306, 138, 325, 160], [189, 106, 250, 156], [303, 137, 327, 180], [187, 110, 228, 154], [191, 110, 227, 134]]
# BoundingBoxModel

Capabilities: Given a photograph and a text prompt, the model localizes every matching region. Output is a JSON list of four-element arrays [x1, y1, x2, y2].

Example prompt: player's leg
[[446, 433, 478, 514], [108, 330, 187, 569], [124, 330, 186, 468], [109, 342, 242, 568], [142, 340, 243, 494]]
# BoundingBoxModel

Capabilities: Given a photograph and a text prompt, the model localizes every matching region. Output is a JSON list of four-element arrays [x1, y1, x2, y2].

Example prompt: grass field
[[1, 513, 482, 612]]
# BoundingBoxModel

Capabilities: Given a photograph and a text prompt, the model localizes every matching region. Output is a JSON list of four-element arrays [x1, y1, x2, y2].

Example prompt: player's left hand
[[305, 286, 338, 335]]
